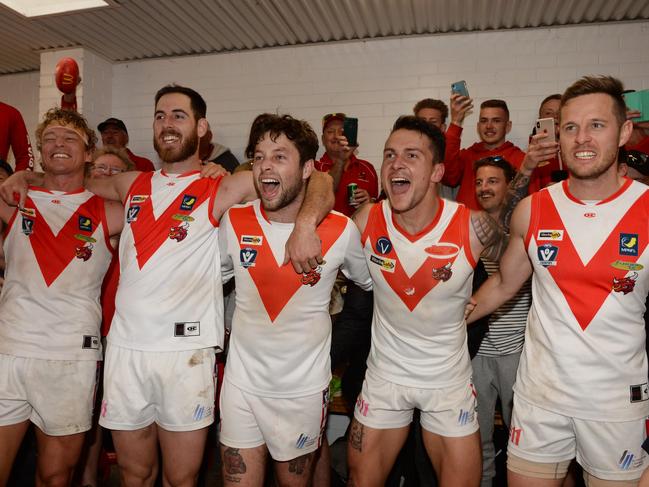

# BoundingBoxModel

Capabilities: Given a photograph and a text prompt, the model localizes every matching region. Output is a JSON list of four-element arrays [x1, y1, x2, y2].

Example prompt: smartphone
[[343, 117, 359, 147], [535, 118, 556, 143], [451, 80, 469, 98], [624, 90, 649, 123]]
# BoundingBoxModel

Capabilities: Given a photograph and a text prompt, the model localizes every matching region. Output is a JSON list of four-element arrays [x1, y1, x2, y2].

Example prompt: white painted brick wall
[[0, 72, 39, 165], [2, 21, 649, 171]]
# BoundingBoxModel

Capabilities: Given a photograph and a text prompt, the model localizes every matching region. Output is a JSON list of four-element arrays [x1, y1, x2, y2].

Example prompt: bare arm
[[468, 198, 533, 323], [211, 171, 257, 222], [84, 171, 140, 204], [104, 200, 125, 238]]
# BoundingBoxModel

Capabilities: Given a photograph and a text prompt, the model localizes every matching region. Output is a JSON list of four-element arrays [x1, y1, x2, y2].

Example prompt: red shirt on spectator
[[126, 148, 155, 172], [0, 102, 34, 171]]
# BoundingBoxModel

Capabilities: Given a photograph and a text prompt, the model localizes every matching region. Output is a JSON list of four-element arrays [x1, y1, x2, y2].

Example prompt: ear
[[84, 149, 93, 164], [197, 118, 208, 138], [302, 159, 314, 180], [618, 119, 634, 147], [431, 162, 445, 184], [125, 133, 130, 145], [505, 120, 512, 134], [441, 123, 447, 132]]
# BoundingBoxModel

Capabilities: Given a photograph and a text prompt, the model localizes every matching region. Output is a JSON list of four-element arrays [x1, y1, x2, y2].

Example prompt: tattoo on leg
[[223, 447, 247, 477], [288, 452, 313, 475], [349, 421, 363, 451]]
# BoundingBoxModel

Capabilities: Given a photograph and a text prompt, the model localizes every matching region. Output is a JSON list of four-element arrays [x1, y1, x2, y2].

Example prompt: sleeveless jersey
[[0, 187, 112, 360], [220, 201, 372, 398], [518, 179, 649, 421], [362, 199, 475, 388], [109, 170, 225, 352]]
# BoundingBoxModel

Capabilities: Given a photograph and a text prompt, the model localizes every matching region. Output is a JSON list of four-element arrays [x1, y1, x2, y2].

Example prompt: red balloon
[[55, 57, 79, 94]]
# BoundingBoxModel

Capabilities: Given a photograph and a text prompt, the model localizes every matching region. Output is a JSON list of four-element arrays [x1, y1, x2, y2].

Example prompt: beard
[[567, 146, 619, 181], [255, 174, 304, 213], [154, 129, 199, 163]]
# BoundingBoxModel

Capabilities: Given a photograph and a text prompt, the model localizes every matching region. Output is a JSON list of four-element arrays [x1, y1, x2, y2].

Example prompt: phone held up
[[451, 80, 469, 98], [343, 117, 359, 147]]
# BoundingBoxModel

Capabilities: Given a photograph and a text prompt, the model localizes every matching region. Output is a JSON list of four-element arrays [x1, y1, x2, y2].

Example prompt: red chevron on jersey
[[532, 189, 649, 331], [127, 172, 221, 269], [363, 202, 467, 311], [229, 205, 347, 322], [22, 194, 105, 287]]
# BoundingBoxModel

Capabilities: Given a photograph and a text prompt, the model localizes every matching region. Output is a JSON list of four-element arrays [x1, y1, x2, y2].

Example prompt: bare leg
[[421, 428, 481, 487], [346, 418, 410, 487], [34, 426, 86, 487], [77, 422, 103, 487], [221, 443, 267, 487], [312, 441, 330, 487], [508, 470, 564, 487], [0, 420, 30, 486], [275, 451, 317, 487], [158, 426, 208, 487], [111, 425, 159, 487]]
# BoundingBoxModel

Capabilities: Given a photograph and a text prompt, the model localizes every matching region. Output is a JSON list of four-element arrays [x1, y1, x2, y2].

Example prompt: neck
[[566, 169, 625, 201], [393, 189, 440, 235], [161, 155, 202, 174], [482, 139, 505, 151], [42, 172, 85, 192], [264, 190, 306, 224]]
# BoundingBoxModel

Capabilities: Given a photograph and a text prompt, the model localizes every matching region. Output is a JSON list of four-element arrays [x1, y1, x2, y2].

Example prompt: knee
[[162, 468, 199, 487], [118, 460, 158, 486], [36, 468, 74, 487]]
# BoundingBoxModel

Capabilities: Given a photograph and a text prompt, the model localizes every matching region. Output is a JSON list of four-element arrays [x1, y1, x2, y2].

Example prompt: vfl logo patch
[[127, 206, 140, 223], [240, 248, 258, 268], [78, 216, 92, 232], [537, 230, 563, 241], [374, 236, 392, 255], [130, 195, 148, 204], [180, 194, 197, 211], [620, 233, 639, 256], [537, 244, 558, 267], [240, 235, 263, 246], [82, 335, 99, 350], [22, 217, 34, 235], [369, 254, 395, 273]]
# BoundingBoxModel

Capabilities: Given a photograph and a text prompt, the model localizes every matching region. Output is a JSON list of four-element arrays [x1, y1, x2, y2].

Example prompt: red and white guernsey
[[109, 170, 224, 352], [518, 179, 649, 421], [220, 201, 372, 398], [362, 199, 475, 388], [0, 187, 112, 360]]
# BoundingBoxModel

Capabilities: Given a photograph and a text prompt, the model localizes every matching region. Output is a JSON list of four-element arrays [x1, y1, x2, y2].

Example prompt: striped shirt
[[476, 257, 531, 356]]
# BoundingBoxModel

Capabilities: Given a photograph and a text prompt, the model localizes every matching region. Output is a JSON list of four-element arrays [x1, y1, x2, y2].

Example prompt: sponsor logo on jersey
[[130, 195, 148, 204], [19, 207, 36, 217], [374, 236, 392, 255], [630, 383, 649, 403], [537, 244, 558, 267], [618, 450, 635, 470], [356, 396, 369, 417], [611, 260, 644, 271], [174, 321, 200, 337], [537, 230, 563, 241], [620, 233, 639, 256], [180, 194, 197, 211], [295, 433, 316, 449], [51, 199, 61, 205], [127, 205, 141, 223], [370, 254, 395, 272], [583, 211, 596, 218], [240, 248, 258, 268], [612, 272, 638, 294], [82, 335, 99, 349], [240, 235, 263, 246], [78, 216, 92, 232], [510, 426, 522, 446], [21, 217, 34, 235], [457, 409, 474, 426], [74, 234, 96, 244]]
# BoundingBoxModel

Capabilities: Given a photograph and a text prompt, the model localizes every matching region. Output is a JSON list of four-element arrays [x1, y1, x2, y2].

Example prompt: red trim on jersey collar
[[28, 185, 85, 195], [391, 198, 445, 243], [160, 169, 201, 178], [562, 177, 633, 206]]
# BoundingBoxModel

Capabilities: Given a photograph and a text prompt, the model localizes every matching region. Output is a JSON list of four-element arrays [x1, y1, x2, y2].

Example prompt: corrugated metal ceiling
[[1, 0, 649, 75]]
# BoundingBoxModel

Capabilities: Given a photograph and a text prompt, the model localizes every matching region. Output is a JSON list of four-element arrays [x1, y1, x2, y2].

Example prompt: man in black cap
[[98, 117, 155, 172]]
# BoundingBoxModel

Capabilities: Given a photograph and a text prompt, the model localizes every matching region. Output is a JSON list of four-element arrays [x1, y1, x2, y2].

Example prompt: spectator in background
[[531, 94, 563, 188], [472, 156, 532, 487], [315, 113, 378, 217], [199, 122, 240, 173], [0, 101, 34, 171], [413, 98, 448, 131], [97, 117, 155, 171]]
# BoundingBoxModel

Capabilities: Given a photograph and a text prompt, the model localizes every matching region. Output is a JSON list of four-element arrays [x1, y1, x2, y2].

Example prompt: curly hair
[[413, 98, 449, 124], [245, 114, 318, 165], [35, 107, 97, 152]]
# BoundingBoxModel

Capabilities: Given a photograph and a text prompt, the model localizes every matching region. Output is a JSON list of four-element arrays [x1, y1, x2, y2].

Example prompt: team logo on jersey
[[537, 230, 563, 241], [240, 247, 258, 268], [369, 254, 395, 273], [78, 216, 92, 232], [301, 266, 322, 287], [127, 205, 141, 223], [169, 223, 189, 242], [630, 383, 649, 403], [180, 194, 197, 211], [620, 234, 639, 256], [240, 235, 263, 246], [130, 195, 148, 204], [82, 335, 100, 349], [537, 244, 558, 267], [612, 272, 638, 295], [75, 244, 94, 261], [611, 260, 644, 271], [21, 217, 34, 235], [432, 263, 453, 282], [374, 236, 392, 255]]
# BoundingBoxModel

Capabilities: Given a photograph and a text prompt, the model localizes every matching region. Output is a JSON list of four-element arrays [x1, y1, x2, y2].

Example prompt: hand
[[521, 131, 560, 174], [351, 188, 371, 207], [0, 171, 30, 209], [450, 93, 473, 127], [200, 162, 229, 179], [464, 297, 477, 321], [283, 222, 323, 274], [330, 135, 353, 163]]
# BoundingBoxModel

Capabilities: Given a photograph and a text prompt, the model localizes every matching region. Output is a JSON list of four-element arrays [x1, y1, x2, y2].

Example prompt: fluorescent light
[[1, 0, 110, 17]]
